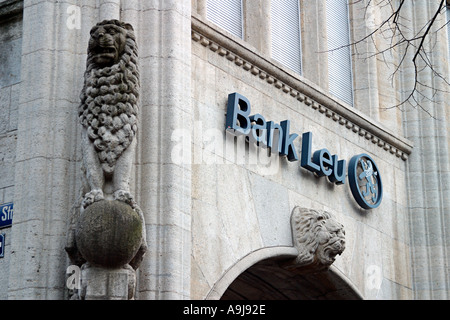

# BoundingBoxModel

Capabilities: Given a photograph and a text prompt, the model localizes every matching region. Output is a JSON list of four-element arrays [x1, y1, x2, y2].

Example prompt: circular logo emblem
[[348, 154, 383, 209]]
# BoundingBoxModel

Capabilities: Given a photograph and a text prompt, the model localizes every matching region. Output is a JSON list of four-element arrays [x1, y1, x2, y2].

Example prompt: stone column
[[7, 0, 99, 299], [402, 0, 450, 299], [98, 0, 120, 21], [349, 0, 380, 120], [8, 0, 192, 300], [301, 0, 329, 90], [195, 0, 207, 17], [121, 1, 192, 299], [243, 0, 271, 56], [349, 0, 401, 133]]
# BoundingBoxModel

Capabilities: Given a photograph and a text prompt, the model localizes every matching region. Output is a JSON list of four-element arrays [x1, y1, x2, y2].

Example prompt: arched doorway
[[207, 247, 363, 300]]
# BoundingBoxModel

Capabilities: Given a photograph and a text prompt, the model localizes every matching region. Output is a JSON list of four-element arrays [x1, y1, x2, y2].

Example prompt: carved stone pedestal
[[68, 199, 146, 300], [80, 264, 136, 300]]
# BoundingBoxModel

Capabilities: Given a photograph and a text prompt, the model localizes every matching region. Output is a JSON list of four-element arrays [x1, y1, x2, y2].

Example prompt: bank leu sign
[[226, 92, 383, 209]]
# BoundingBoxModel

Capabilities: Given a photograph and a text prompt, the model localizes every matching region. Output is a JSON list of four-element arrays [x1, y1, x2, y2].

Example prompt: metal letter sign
[[0, 202, 13, 229], [0, 234, 5, 258], [225, 93, 384, 210], [348, 154, 383, 209]]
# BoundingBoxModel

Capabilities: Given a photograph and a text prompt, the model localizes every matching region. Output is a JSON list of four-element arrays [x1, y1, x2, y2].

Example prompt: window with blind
[[326, 0, 354, 106], [206, 0, 243, 39], [271, 0, 302, 75]]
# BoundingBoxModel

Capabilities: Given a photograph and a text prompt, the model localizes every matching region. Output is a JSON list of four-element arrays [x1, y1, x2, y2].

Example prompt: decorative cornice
[[191, 14, 413, 161]]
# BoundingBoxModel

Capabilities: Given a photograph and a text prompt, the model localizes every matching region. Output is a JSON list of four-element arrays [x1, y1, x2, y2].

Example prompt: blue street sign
[[0, 202, 13, 229], [0, 233, 5, 258]]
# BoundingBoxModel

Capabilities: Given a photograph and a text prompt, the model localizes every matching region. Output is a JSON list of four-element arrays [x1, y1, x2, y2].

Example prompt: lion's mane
[[291, 207, 345, 270], [78, 19, 139, 175]]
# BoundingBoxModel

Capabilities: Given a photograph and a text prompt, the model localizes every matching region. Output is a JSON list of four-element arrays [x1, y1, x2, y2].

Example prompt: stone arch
[[206, 246, 363, 300]]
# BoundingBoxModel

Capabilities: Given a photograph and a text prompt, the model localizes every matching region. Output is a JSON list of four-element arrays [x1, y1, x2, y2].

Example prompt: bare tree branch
[[333, 0, 449, 114]]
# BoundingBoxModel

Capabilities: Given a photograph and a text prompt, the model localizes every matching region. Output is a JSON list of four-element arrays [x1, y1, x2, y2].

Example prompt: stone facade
[[0, 0, 448, 300], [0, 0, 21, 300]]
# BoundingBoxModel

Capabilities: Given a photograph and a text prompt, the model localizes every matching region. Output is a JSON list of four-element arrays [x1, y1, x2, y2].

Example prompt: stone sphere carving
[[75, 200, 143, 268]]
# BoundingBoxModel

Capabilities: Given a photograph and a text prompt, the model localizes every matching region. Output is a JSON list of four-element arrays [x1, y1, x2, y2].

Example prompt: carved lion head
[[88, 20, 134, 67], [291, 207, 345, 271]]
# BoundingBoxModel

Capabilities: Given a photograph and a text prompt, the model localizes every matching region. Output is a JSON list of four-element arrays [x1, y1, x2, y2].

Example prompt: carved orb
[[76, 200, 143, 268]]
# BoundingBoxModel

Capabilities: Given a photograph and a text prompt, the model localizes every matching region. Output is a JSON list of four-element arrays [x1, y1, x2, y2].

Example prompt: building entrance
[[219, 254, 362, 300]]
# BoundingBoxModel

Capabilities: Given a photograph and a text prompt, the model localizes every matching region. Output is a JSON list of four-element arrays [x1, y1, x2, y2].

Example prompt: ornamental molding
[[191, 14, 413, 161]]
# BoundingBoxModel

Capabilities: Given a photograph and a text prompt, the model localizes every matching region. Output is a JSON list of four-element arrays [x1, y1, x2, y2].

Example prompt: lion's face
[[88, 23, 128, 66], [316, 218, 346, 265], [291, 207, 346, 270]]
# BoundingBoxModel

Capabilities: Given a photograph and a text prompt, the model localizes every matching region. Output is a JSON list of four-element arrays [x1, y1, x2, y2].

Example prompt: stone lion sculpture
[[66, 20, 146, 300], [78, 19, 140, 208], [290, 207, 345, 272]]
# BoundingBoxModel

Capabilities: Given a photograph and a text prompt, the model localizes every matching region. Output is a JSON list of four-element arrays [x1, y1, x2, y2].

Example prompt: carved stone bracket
[[284, 207, 346, 274]]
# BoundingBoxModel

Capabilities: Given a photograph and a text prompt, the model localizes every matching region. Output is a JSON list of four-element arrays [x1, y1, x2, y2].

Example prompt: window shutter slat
[[207, 0, 243, 39], [271, 0, 302, 74], [326, 0, 354, 106]]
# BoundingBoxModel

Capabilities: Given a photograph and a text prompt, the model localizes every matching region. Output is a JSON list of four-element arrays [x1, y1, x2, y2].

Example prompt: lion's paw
[[82, 189, 104, 208], [114, 190, 137, 209]]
